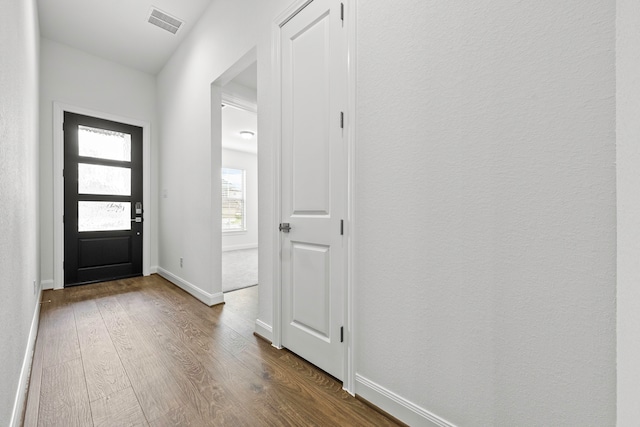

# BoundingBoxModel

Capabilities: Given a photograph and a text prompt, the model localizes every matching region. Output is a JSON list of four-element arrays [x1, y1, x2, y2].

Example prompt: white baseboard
[[222, 243, 258, 252], [254, 319, 273, 342], [10, 294, 41, 427], [40, 279, 54, 290], [156, 267, 224, 307], [355, 374, 456, 427], [149, 265, 158, 274]]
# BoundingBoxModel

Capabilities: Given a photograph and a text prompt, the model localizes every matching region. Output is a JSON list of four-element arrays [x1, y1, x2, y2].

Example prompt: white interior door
[[280, 0, 347, 380]]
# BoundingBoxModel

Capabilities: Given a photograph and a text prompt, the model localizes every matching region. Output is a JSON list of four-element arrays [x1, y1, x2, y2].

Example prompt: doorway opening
[[221, 104, 258, 293], [217, 58, 259, 323]]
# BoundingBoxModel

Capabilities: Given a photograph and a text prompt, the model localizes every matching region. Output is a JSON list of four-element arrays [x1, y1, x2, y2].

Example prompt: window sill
[[223, 230, 247, 235]]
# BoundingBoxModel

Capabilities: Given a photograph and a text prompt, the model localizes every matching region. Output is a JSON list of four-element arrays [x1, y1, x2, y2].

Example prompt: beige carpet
[[222, 248, 258, 292]]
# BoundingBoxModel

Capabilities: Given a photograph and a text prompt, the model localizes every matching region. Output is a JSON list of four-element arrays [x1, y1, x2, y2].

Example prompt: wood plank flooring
[[22, 275, 401, 426]]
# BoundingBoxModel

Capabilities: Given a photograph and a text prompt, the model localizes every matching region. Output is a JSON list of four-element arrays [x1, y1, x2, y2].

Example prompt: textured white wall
[[39, 38, 158, 283], [355, 1, 616, 425], [617, 0, 640, 424], [222, 149, 259, 251], [157, 0, 289, 313], [0, 0, 40, 423]]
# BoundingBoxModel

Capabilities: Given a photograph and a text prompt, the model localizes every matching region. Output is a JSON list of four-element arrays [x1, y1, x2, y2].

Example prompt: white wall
[[617, 0, 640, 424], [222, 149, 258, 251], [157, 0, 616, 424], [355, 1, 616, 426], [39, 38, 158, 285], [0, 0, 41, 424], [157, 0, 289, 310]]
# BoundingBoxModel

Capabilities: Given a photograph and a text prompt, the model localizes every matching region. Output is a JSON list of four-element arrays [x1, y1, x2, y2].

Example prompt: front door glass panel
[[78, 201, 131, 232], [78, 125, 132, 162], [78, 164, 131, 196]]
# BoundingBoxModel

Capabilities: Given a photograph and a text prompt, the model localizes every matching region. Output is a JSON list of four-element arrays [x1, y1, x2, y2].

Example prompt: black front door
[[64, 112, 143, 286]]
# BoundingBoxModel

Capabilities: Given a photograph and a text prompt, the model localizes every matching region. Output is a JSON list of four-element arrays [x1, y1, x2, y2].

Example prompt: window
[[221, 168, 246, 232]]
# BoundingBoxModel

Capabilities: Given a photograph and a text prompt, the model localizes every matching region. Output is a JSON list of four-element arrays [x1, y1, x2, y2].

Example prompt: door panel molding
[[53, 102, 151, 289]]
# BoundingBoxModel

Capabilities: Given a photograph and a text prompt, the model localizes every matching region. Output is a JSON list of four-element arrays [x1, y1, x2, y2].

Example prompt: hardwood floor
[[22, 275, 401, 426]]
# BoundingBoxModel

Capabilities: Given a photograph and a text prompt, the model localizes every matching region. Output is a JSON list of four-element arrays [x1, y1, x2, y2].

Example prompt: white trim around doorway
[[52, 102, 152, 289]]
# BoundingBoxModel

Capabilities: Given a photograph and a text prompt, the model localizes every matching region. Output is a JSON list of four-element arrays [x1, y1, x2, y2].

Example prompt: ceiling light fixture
[[239, 131, 255, 140]]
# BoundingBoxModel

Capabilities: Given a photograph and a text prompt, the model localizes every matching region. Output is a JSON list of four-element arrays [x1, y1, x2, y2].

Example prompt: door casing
[[53, 102, 152, 289], [271, 0, 357, 394]]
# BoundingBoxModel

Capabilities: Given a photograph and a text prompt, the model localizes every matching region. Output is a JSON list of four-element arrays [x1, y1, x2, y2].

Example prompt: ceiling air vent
[[148, 7, 183, 35]]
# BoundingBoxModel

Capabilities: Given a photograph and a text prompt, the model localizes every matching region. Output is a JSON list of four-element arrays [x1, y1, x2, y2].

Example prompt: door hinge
[[340, 219, 344, 235], [340, 111, 344, 129], [340, 326, 344, 342], [340, 3, 344, 23]]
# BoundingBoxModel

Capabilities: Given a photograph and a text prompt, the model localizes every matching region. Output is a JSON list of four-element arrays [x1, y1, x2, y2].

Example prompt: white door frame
[[271, 0, 357, 394], [52, 102, 152, 289]]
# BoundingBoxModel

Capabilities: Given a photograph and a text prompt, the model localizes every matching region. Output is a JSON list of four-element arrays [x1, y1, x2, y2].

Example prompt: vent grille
[[148, 7, 183, 34]]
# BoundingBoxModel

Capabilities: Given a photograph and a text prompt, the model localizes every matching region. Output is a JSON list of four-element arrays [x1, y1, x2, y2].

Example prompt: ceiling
[[222, 105, 257, 155], [222, 63, 258, 154], [38, 0, 213, 74], [39, 0, 258, 155], [231, 62, 258, 92]]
